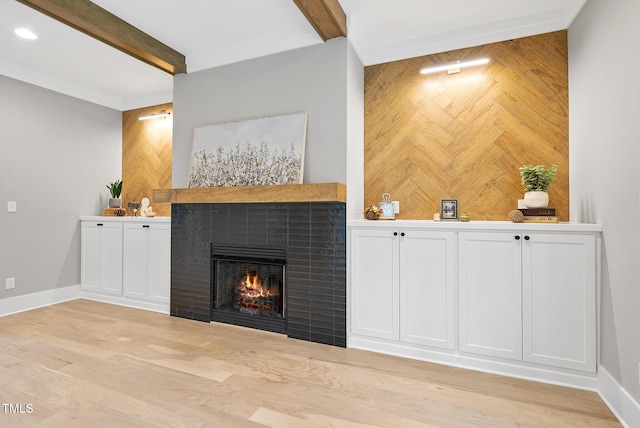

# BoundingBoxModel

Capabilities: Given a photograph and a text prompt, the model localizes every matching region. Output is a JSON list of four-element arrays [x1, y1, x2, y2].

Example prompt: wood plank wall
[[122, 103, 173, 217], [364, 31, 569, 221]]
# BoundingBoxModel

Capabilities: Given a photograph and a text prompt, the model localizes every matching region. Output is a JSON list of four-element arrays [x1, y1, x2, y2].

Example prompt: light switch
[[7, 201, 16, 213]]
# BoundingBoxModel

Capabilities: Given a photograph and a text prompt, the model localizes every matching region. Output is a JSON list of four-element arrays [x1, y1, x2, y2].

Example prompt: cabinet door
[[123, 223, 149, 299], [145, 223, 171, 303], [350, 228, 399, 340], [123, 223, 171, 303], [81, 223, 103, 292], [400, 231, 455, 349], [101, 224, 124, 295], [458, 232, 522, 360], [522, 233, 596, 372], [81, 222, 123, 295]]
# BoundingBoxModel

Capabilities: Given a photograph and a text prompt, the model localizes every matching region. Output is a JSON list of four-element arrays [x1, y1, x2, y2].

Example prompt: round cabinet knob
[[524, 236, 530, 240], [515, 235, 521, 240], [394, 232, 398, 236], [400, 232, 405, 237]]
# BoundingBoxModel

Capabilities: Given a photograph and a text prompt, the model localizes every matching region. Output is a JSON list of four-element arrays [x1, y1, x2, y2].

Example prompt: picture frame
[[440, 198, 459, 221], [188, 112, 307, 188]]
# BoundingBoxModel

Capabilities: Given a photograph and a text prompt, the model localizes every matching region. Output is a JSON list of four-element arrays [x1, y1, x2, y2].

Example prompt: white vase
[[523, 191, 549, 208]]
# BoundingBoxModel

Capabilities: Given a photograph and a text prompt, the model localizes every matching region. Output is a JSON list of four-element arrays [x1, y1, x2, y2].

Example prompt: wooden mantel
[[152, 183, 346, 204]]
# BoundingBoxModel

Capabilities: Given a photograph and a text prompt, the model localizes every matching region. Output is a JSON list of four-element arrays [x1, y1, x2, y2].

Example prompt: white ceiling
[[0, 0, 586, 111]]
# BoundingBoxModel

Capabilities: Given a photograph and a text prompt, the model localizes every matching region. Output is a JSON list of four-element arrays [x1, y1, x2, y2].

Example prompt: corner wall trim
[[0, 284, 81, 317], [598, 364, 640, 428]]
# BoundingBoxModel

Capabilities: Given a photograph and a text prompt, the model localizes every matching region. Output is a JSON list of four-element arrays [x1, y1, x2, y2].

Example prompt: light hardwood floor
[[0, 300, 620, 427]]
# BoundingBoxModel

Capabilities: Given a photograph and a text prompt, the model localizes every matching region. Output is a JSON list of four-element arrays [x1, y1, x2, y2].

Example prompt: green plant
[[519, 164, 557, 192], [106, 180, 123, 198]]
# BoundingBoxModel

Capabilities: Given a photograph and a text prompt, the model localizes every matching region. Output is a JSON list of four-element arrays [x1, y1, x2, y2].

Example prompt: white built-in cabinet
[[458, 231, 596, 372], [81, 217, 171, 313], [350, 228, 455, 350], [350, 228, 398, 340], [123, 222, 171, 304], [523, 233, 596, 371], [349, 220, 601, 387], [458, 232, 523, 360], [81, 221, 123, 295]]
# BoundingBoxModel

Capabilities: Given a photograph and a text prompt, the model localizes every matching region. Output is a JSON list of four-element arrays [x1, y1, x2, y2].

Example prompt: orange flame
[[239, 272, 273, 299]]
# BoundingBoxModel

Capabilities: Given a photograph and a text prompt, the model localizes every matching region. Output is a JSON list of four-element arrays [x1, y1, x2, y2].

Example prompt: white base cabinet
[[350, 228, 398, 340], [399, 230, 455, 349], [522, 233, 596, 371], [123, 222, 171, 304], [458, 232, 522, 360], [350, 228, 455, 350], [458, 231, 596, 372], [81, 221, 123, 295], [80, 217, 171, 313], [349, 220, 601, 388]]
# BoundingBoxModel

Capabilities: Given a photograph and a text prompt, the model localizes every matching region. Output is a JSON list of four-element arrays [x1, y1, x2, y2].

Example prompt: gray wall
[[172, 38, 350, 188], [345, 40, 365, 220], [0, 76, 121, 298], [569, 1, 640, 402]]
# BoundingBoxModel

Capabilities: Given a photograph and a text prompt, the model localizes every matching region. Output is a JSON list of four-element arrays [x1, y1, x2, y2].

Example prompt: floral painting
[[188, 112, 307, 187]]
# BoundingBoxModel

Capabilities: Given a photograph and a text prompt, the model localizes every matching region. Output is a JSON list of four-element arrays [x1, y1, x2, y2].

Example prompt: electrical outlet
[[5, 277, 15, 290], [7, 201, 16, 212], [392, 201, 400, 214]]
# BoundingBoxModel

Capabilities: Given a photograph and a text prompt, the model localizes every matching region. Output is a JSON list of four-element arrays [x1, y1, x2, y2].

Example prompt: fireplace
[[211, 244, 286, 333], [171, 201, 347, 347]]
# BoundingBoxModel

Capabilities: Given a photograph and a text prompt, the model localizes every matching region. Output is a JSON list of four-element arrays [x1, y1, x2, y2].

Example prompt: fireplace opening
[[211, 244, 286, 334]]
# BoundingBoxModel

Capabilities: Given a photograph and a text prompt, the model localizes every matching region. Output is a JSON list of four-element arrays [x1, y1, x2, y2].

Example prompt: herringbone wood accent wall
[[364, 31, 568, 220], [122, 103, 173, 217]]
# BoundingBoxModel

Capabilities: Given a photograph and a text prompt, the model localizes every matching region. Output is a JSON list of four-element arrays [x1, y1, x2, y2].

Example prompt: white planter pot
[[108, 198, 122, 208], [523, 191, 549, 209]]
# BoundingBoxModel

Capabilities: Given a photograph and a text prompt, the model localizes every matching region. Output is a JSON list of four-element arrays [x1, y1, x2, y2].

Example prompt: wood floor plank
[[0, 300, 620, 427]]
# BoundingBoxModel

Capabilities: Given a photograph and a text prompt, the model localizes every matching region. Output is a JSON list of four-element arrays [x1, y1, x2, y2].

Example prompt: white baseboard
[[80, 291, 169, 314], [0, 284, 81, 317], [598, 365, 640, 428], [0, 285, 169, 317], [349, 335, 599, 391]]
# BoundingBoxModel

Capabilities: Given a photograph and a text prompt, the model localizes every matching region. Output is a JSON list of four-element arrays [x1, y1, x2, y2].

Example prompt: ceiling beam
[[16, 0, 186, 75], [293, 0, 347, 41]]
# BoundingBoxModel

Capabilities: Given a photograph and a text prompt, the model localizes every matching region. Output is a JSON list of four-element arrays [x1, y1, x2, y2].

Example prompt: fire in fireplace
[[211, 244, 286, 333], [217, 261, 283, 318]]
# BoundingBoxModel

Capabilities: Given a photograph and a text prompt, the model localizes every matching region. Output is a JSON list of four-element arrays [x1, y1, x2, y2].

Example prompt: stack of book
[[518, 208, 558, 223]]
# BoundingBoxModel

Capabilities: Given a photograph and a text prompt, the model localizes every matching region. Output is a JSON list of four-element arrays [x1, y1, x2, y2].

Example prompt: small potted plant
[[106, 180, 123, 208], [519, 164, 557, 208], [364, 205, 382, 220]]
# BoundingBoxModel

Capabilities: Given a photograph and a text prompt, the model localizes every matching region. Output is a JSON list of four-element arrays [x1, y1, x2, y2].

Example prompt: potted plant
[[106, 180, 123, 208], [519, 164, 557, 208]]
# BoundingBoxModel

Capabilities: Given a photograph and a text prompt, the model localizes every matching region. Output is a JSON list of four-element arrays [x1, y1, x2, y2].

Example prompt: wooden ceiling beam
[[293, 0, 347, 41], [17, 0, 186, 75]]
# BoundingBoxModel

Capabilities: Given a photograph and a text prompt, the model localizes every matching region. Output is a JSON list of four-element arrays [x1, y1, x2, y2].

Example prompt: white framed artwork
[[188, 112, 307, 187]]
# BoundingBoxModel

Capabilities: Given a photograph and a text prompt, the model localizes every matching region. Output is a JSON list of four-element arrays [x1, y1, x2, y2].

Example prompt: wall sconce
[[420, 58, 490, 75], [138, 110, 171, 121]]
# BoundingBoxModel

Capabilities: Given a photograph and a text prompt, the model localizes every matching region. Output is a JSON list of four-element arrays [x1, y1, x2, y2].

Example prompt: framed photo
[[440, 198, 459, 221]]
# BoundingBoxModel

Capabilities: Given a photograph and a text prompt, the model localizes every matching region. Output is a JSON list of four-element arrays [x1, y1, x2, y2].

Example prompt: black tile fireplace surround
[[170, 202, 346, 347]]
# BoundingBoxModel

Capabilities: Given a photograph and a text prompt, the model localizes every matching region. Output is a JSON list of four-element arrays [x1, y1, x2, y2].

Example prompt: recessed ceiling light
[[15, 28, 38, 40]]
